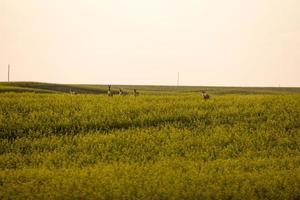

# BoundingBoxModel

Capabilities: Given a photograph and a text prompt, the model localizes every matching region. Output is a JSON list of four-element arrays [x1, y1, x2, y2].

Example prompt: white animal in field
[[133, 89, 139, 97], [201, 91, 210, 100], [107, 85, 113, 97], [119, 88, 127, 96], [70, 89, 77, 95]]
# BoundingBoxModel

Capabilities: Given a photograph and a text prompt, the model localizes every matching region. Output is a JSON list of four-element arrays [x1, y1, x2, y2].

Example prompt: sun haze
[[1, 0, 299, 86]]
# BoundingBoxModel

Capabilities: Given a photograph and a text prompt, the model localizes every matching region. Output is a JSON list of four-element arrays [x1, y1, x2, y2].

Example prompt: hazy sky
[[1, 0, 299, 86]]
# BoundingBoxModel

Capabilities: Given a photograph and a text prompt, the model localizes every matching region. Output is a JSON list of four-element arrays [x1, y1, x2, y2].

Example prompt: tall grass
[[0, 93, 299, 199]]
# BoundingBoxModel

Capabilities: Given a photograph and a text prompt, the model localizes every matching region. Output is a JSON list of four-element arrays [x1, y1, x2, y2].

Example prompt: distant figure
[[107, 85, 113, 97], [119, 88, 127, 96], [133, 89, 139, 97], [119, 88, 123, 95], [201, 91, 210, 100], [70, 89, 77, 95]]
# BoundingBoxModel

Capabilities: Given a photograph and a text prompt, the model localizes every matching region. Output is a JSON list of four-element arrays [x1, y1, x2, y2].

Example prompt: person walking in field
[[201, 91, 210, 100]]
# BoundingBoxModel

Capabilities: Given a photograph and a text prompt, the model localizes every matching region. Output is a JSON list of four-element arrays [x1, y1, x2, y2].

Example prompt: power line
[[8, 64, 10, 82]]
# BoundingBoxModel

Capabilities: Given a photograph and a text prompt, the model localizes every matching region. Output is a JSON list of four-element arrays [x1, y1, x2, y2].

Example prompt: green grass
[[0, 85, 299, 199], [1, 81, 300, 95]]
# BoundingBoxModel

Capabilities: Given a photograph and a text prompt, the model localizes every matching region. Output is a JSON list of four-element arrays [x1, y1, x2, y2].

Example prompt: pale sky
[[1, 0, 299, 86]]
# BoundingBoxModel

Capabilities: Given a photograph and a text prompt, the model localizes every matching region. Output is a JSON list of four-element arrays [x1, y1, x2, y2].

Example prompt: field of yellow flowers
[[0, 92, 299, 199]]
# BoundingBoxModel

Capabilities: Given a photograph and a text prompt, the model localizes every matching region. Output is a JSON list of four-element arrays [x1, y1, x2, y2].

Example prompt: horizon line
[[1, 81, 300, 89]]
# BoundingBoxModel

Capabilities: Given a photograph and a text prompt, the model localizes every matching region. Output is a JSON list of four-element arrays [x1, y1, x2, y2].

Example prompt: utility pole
[[8, 64, 10, 82], [177, 72, 179, 86]]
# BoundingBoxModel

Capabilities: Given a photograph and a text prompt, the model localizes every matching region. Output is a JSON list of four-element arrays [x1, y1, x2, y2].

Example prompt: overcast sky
[[1, 0, 299, 86]]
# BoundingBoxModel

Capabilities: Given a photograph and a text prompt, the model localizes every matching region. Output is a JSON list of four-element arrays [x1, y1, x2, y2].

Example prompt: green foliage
[[0, 92, 299, 199], [2, 81, 300, 94]]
